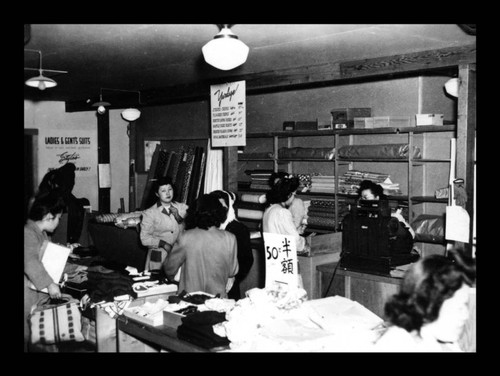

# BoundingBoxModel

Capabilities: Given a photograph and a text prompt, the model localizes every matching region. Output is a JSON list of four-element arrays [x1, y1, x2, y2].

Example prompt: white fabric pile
[[218, 283, 384, 352]]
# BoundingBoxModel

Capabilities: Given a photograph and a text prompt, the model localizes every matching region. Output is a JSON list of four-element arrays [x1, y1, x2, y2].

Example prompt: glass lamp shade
[[121, 108, 141, 122], [25, 74, 57, 90], [92, 100, 111, 114], [444, 78, 459, 98], [202, 27, 249, 71]]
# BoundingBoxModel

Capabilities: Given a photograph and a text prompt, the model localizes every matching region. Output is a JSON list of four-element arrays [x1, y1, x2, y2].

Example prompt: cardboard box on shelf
[[415, 114, 444, 126], [353, 117, 374, 129], [330, 108, 371, 128], [372, 116, 411, 128]]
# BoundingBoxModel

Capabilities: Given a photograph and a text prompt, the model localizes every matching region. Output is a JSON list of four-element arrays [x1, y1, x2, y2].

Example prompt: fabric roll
[[95, 213, 120, 223], [306, 216, 337, 228], [240, 193, 266, 204], [203, 139, 223, 194], [307, 210, 336, 219], [237, 208, 264, 220]]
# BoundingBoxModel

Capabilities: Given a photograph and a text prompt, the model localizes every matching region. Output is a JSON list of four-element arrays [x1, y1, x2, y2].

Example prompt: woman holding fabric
[[24, 192, 66, 352], [140, 176, 188, 271]]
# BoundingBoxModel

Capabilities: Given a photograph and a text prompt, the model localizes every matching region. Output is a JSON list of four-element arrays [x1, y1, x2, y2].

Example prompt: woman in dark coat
[[210, 190, 253, 300]]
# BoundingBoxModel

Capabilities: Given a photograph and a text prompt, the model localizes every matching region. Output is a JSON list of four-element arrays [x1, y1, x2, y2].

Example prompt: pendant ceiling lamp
[[444, 78, 459, 98], [202, 24, 249, 71], [24, 49, 67, 91], [121, 108, 141, 122], [92, 89, 111, 114], [92, 88, 142, 118]]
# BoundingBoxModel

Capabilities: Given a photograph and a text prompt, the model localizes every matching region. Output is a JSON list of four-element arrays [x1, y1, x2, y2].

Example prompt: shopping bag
[[29, 293, 84, 345]]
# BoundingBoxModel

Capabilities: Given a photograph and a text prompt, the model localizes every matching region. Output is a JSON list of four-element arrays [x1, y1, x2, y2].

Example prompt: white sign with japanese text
[[210, 80, 246, 147], [263, 232, 299, 287]]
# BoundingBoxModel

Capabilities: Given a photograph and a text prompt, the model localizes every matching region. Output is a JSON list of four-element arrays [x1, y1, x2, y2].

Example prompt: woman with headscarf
[[262, 172, 309, 254], [210, 190, 253, 300]]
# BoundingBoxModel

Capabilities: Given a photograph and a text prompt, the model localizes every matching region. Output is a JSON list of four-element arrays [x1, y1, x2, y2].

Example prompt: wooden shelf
[[245, 125, 456, 139]]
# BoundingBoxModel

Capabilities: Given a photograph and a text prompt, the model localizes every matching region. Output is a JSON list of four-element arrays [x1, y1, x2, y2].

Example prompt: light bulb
[[97, 105, 106, 114], [38, 81, 46, 91]]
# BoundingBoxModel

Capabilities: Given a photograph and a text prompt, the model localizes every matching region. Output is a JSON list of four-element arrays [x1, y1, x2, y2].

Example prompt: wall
[[135, 75, 455, 256], [24, 100, 129, 213]]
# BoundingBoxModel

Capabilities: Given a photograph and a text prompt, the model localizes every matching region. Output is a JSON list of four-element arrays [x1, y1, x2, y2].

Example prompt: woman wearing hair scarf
[[210, 190, 253, 300]]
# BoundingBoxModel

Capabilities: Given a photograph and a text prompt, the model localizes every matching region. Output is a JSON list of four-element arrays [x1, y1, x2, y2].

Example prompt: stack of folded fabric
[[245, 169, 273, 191], [306, 198, 350, 230], [310, 175, 335, 194], [339, 170, 403, 196], [237, 193, 266, 221], [176, 311, 230, 349], [296, 173, 317, 192], [85, 265, 135, 303]]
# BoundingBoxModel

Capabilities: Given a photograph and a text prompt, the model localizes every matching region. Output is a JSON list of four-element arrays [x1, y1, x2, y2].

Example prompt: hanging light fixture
[[92, 89, 111, 114], [121, 108, 141, 122], [92, 88, 142, 117], [202, 24, 249, 71], [444, 77, 459, 98], [24, 49, 67, 90]]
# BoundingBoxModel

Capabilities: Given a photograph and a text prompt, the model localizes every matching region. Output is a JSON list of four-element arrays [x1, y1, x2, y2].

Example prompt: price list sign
[[210, 80, 246, 147], [263, 232, 299, 287]]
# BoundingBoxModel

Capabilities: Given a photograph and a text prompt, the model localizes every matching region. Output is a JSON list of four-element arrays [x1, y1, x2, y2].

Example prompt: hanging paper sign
[[445, 205, 470, 243], [39, 129, 98, 178], [263, 232, 299, 287], [210, 80, 246, 147]]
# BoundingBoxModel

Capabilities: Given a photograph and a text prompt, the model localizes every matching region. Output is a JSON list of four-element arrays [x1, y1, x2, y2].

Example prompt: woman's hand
[[66, 243, 81, 251], [47, 283, 61, 299], [169, 206, 183, 224], [163, 243, 173, 253]]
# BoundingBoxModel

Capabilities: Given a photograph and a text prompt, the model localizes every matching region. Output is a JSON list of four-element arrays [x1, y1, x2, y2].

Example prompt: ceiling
[[23, 24, 476, 109]]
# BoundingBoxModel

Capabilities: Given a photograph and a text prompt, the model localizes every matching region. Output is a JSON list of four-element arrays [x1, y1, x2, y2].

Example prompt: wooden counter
[[316, 262, 402, 318], [116, 315, 224, 352], [298, 252, 340, 300]]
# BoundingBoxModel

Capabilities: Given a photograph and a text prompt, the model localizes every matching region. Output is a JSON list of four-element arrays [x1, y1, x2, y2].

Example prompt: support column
[[456, 63, 476, 256], [223, 146, 238, 193], [128, 121, 137, 211], [97, 111, 111, 213]]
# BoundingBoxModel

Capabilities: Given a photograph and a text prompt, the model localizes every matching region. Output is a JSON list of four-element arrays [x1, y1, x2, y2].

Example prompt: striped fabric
[[29, 298, 84, 345]]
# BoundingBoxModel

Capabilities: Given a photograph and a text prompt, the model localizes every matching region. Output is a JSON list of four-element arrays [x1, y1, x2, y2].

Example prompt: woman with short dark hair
[[24, 192, 66, 352], [140, 176, 188, 271], [374, 249, 475, 352], [163, 194, 239, 298]]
